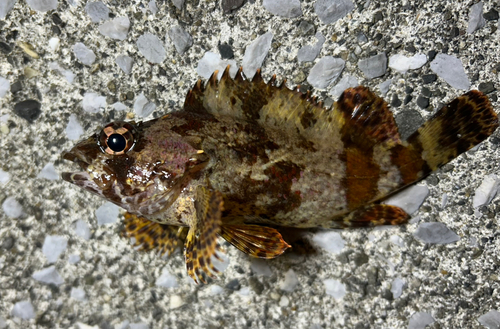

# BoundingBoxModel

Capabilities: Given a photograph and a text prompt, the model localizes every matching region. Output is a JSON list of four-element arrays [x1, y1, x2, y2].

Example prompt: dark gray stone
[[13, 100, 41, 123]]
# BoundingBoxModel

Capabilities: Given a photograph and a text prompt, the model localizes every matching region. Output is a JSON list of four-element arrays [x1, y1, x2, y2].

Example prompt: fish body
[[63, 67, 498, 282]]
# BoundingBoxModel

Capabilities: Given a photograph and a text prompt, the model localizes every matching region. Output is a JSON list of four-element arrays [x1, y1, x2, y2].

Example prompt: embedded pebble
[[66, 114, 84, 141], [11, 301, 35, 320], [49, 62, 76, 83], [129, 322, 149, 329], [314, 0, 354, 24], [383, 185, 429, 214], [478, 310, 500, 329], [250, 258, 273, 276], [134, 93, 156, 118], [42, 235, 68, 263], [73, 43, 96, 66], [430, 54, 470, 90], [329, 74, 358, 98], [311, 231, 345, 254], [196, 52, 238, 80], [155, 268, 178, 288], [0, 0, 16, 19], [472, 174, 499, 209], [13, 99, 41, 123], [82, 92, 106, 113], [408, 312, 435, 329], [167, 26, 193, 55], [0, 77, 9, 97], [37, 163, 58, 180], [74, 219, 91, 240], [307, 56, 345, 89], [210, 285, 224, 295], [85, 1, 109, 23], [358, 53, 387, 79], [389, 235, 405, 247], [96, 202, 120, 225], [297, 32, 325, 63], [112, 102, 128, 111], [263, 0, 302, 18], [148, 0, 158, 14], [70, 287, 87, 302], [68, 254, 81, 264], [26, 0, 58, 12], [323, 279, 346, 300], [137, 33, 166, 64], [172, 0, 184, 10], [378, 79, 392, 95], [32, 266, 64, 285], [388, 54, 427, 74], [467, 2, 486, 34], [48, 37, 60, 52], [242, 32, 273, 79], [279, 269, 299, 292], [391, 277, 405, 298], [279, 295, 290, 307], [116, 55, 133, 74], [414, 222, 459, 244], [0, 169, 11, 185], [99, 16, 130, 41], [169, 295, 184, 309], [2, 197, 24, 218]]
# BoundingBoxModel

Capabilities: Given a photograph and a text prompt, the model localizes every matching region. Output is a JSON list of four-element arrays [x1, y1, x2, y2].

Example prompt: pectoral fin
[[122, 212, 188, 256], [336, 204, 409, 228], [185, 186, 224, 284], [220, 224, 291, 259]]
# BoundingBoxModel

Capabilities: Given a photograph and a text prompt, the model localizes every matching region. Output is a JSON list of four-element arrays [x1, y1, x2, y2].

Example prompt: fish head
[[62, 119, 208, 216]]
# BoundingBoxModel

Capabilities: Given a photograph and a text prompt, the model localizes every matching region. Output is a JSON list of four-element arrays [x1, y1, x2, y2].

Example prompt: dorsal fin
[[335, 86, 401, 148]]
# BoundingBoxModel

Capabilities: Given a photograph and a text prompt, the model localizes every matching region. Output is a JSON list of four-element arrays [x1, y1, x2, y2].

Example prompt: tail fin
[[408, 90, 498, 172], [391, 91, 498, 186]]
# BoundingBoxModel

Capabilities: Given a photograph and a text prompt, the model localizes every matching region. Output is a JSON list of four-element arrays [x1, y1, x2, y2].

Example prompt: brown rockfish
[[62, 67, 498, 283]]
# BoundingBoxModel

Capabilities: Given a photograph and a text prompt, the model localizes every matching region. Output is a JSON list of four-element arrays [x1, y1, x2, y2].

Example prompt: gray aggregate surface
[[1, 1, 500, 328]]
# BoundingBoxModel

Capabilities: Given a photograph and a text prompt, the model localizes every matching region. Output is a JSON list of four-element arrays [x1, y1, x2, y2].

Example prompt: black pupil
[[107, 134, 127, 152]]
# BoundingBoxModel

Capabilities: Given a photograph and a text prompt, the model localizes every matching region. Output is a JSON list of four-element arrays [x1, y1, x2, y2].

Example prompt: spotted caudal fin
[[392, 90, 498, 185], [219, 224, 291, 258], [122, 213, 188, 255], [185, 186, 224, 284]]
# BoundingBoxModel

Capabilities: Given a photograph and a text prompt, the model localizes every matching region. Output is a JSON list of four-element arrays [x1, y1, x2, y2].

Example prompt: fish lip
[[61, 149, 92, 182]]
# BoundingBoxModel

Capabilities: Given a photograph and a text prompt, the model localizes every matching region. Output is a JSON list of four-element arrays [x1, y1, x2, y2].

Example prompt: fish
[[62, 67, 498, 283]]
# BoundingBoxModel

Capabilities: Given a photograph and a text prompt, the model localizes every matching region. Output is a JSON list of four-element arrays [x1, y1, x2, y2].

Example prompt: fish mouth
[[61, 148, 93, 185]]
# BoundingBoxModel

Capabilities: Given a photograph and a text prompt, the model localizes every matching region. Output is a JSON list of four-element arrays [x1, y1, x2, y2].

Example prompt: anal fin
[[220, 224, 291, 259], [334, 204, 409, 228], [122, 212, 188, 256], [185, 186, 224, 284]]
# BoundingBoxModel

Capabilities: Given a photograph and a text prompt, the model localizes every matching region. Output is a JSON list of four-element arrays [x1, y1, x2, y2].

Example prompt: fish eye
[[98, 121, 136, 155]]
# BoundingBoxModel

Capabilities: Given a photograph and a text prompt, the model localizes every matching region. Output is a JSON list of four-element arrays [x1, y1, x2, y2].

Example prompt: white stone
[[113, 102, 128, 111], [68, 254, 81, 264], [66, 114, 84, 141], [167, 26, 193, 55], [414, 222, 460, 245], [37, 163, 58, 180], [82, 92, 106, 113], [323, 279, 346, 300], [129, 322, 149, 329], [85, 1, 109, 23], [74, 219, 91, 240], [76, 323, 99, 329], [169, 295, 184, 309], [11, 301, 35, 320], [358, 53, 387, 79], [95, 202, 120, 225], [0, 169, 11, 185], [263, 0, 302, 18], [70, 287, 87, 301], [73, 43, 96, 66], [378, 79, 392, 95], [116, 55, 133, 74], [383, 185, 429, 215], [478, 310, 500, 329], [279, 269, 299, 292], [171, 0, 183, 10], [0, 316, 6, 329], [49, 62, 75, 83], [210, 285, 224, 295], [388, 54, 427, 74], [307, 56, 345, 89], [297, 32, 326, 63], [137, 33, 166, 64], [250, 258, 273, 276], [408, 312, 435, 329], [242, 32, 273, 79], [2, 196, 24, 218], [0, 0, 17, 19], [314, 0, 354, 24], [156, 268, 178, 288], [48, 37, 60, 52], [32, 266, 64, 285], [430, 54, 470, 90], [391, 277, 405, 298], [389, 235, 405, 247], [42, 235, 68, 263], [0, 77, 10, 98], [467, 2, 486, 34], [134, 93, 156, 118], [279, 295, 290, 307], [26, 0, 58, 12], [311, 231, 345, 254], [99, 16, 130, 41], [329, 74, 359, 98], [473, 174, 499, 209], [196, 52, 238, 80], [148, 0, 158, 14]]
